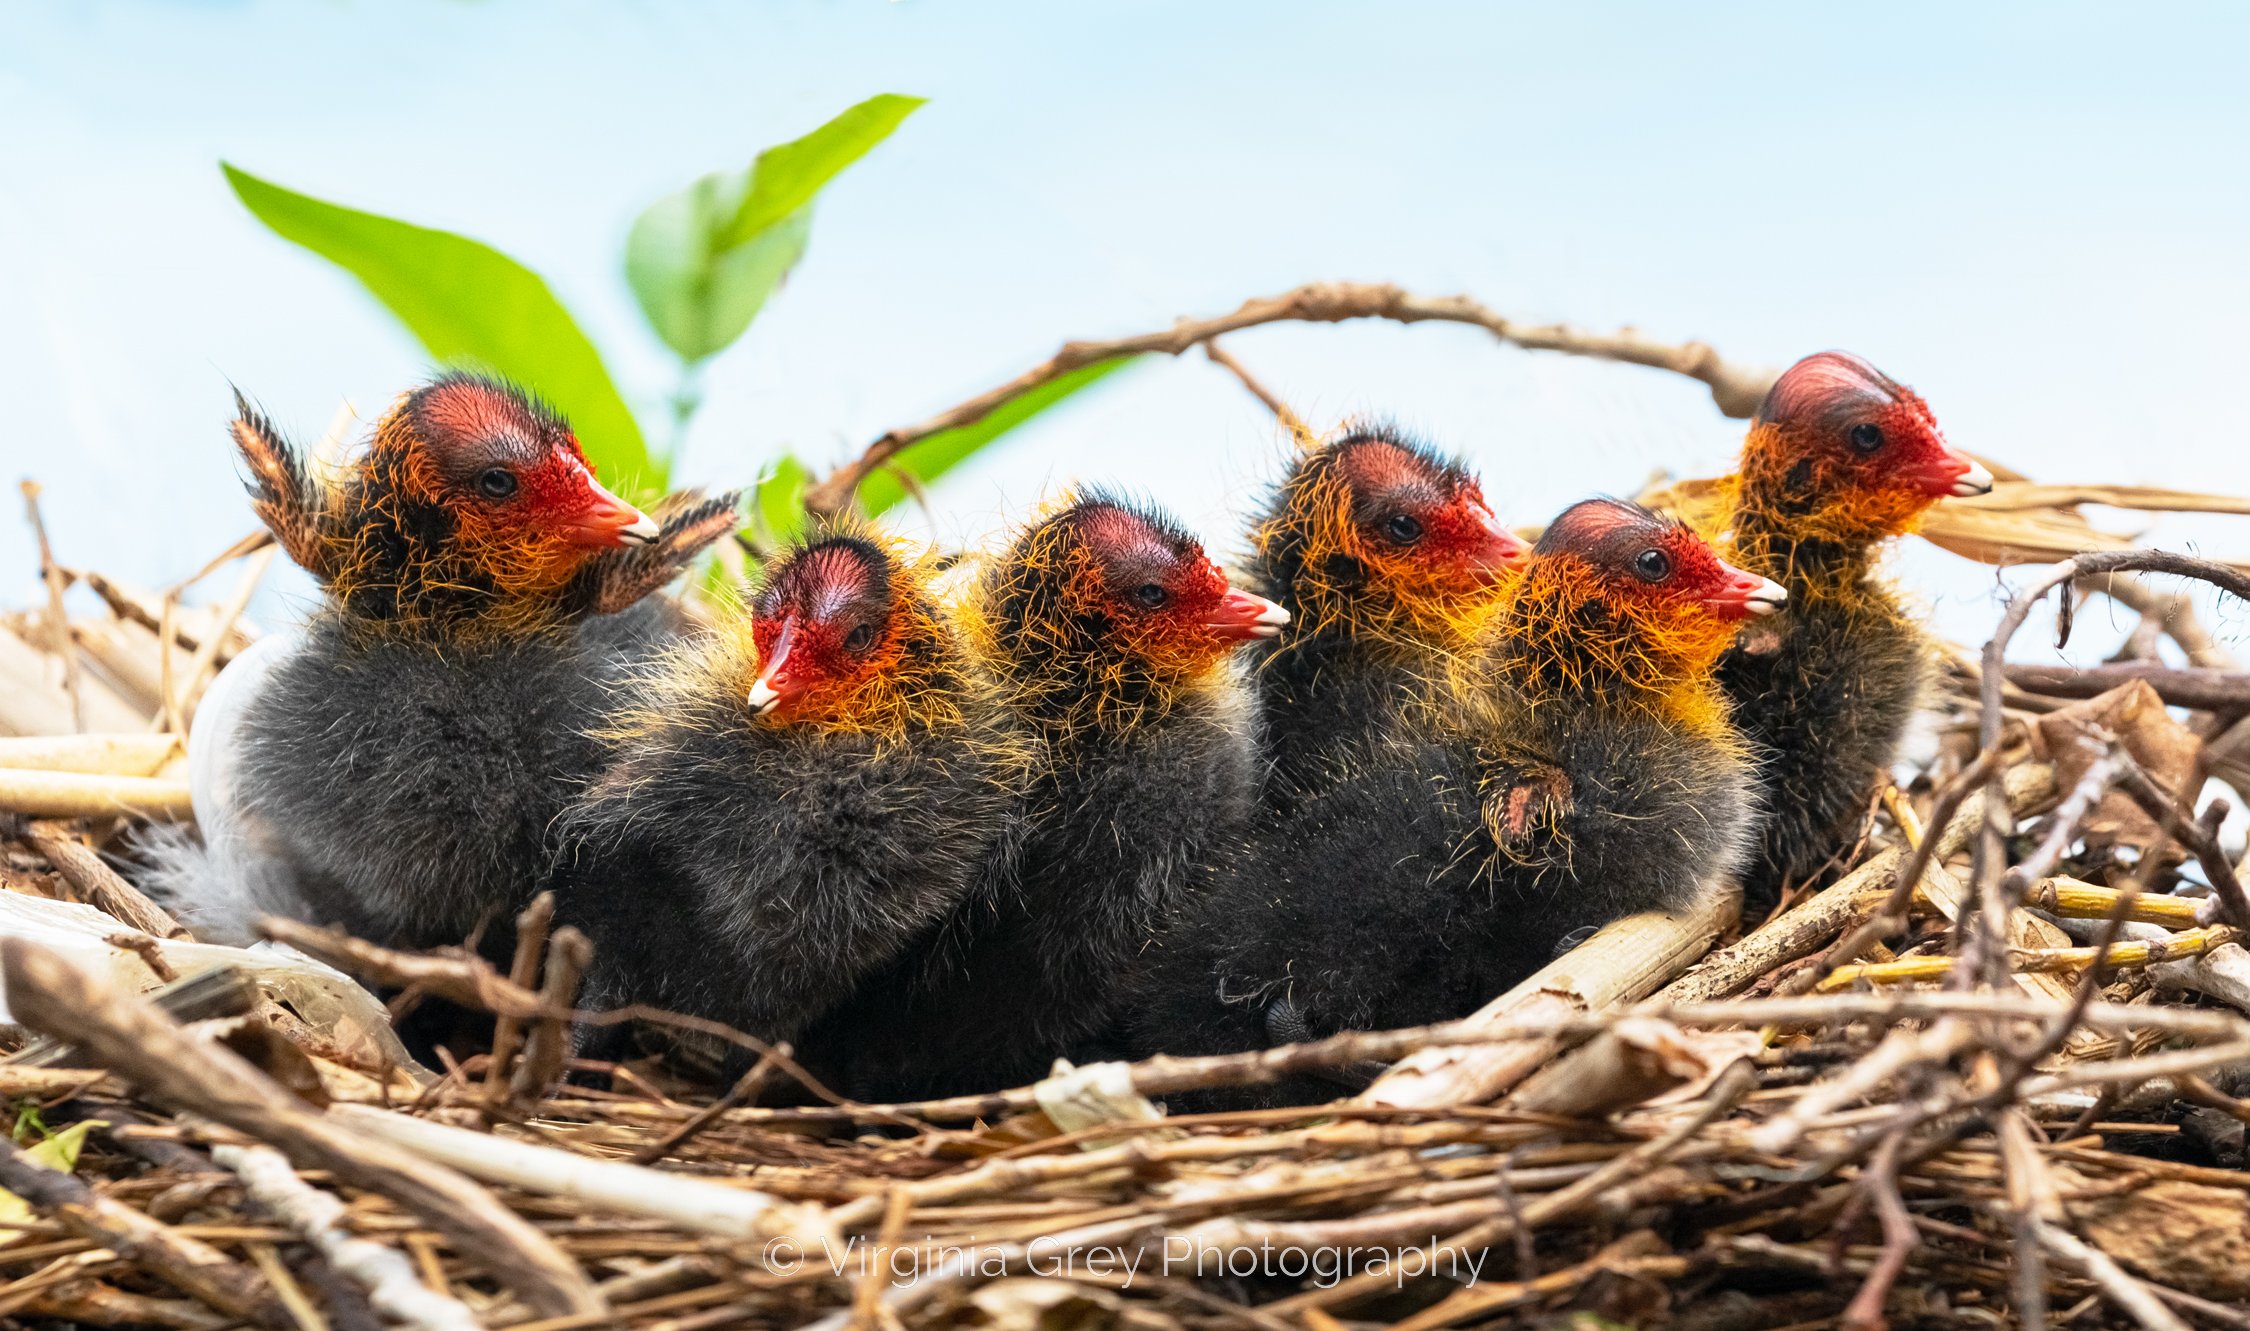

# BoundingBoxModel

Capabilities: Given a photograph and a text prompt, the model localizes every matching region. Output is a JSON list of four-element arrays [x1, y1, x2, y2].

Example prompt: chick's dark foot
[[1262, 996, 1386, 1092], [1551, 923, 1602, 957]]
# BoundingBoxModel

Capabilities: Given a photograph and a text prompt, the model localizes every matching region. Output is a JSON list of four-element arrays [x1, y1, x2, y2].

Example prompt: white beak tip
[[1950, 461, 1996, 498], [1743, 577, 1789, 617], [745, 680, 781, 714], [620, 512, 662, 546]]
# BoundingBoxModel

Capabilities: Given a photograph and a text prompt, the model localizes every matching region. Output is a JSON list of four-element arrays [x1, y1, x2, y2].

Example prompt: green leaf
[[223, 163, 659, 491], [753, 454, 811, 545], [721, 94, 926, 248], [626, 93, 923, 367], [0, 1119, 101, 1239], [627, 181, 812, 364], [857, 357, 1141, 517]]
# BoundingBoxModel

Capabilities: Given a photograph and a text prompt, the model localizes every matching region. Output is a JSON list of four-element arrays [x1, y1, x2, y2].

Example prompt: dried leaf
[[2035, 680, 2202, 847], [2071, 1177, 2250, 1300]]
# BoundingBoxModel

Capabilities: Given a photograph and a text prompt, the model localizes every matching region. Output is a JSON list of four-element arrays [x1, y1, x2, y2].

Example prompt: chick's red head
[[1268, 426, 1527, 636], [1739, 352, 1992, 544], [389, 374, 655, 591], [1059, 494, 1287, 671], [1511, 499, 1784, 709], [748, 535, 902, 722]]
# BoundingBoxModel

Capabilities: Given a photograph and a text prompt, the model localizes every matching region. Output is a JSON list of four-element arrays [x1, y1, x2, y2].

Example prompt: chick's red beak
[[1702, 563, 1789, 622], [1903, 444, 1995, 501], [1206, 586, 1291, 642], [560, 474, 660, 548], [747, 617, 804, 715], [1467, 501, 1533, 578]]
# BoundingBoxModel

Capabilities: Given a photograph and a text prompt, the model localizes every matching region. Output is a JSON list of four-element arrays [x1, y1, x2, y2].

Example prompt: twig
[[1839, 1127, 1918, 1331], [0, 1139, 292, 1329], [1203, 339, 1314, 443], [508, 927, 591, 1102], [1979, 553, 2250, 936], [212, 1143, 479, 1331], [629, 1051, 781, 1166], [483, 892, 554, 1108], [2037, 1226, 2192, 1331], [0, 769, 194, 819], [1275, 1060, 1755, 1316], [20, 480, 83, 731], [2112, 757, 2250, 925], [2006, 661, 2250, 711], [325, 1105, 833, 1245], [0, 937, 606, 1320], [169, 547, 275, 728], [2086, 571, 2238, 669], [1819, 926, 2233, 988], [1789, 747, 2010, 995], [22, 821, 186, 937], [802, 281, 1773, 514]]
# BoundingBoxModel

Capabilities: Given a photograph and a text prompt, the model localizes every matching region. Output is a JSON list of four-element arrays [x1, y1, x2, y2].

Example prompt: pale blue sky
[[5, 2, 2249, 651]]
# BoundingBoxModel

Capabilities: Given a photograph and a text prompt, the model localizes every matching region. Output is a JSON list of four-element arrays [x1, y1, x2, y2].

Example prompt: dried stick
[[2006, 661, 2250, 710], [1203, 339, 1313, 443], [170, 547, 275, 727], [259, 917, 548, 1020], [2087, 571, 2238, 669], [1275, 1061, 1755, 1317], [2037, 1227, 2192, 1331], [1839, 1127, 1918, 1331], [0, 732, 182, 775], [506, 925, 587, 1102], [0, 1139, 292, 1329], [20, 480, 83, 731], [0, 769, 194, 819], [211, 1143, 478, 1331], [1820, 926, 2234, 988], [326, 1104, 834, 1245], [21, 820, 185, 937], [1360, 881, 1740, 1109], [483, 892, 555, 1107], [802, 281, 1773, 514], [1667, 763, 2058, 1005], [1977, 552, 2250, 929], [629, 1051, 781, 1166], [0, 937, 606, 1320]]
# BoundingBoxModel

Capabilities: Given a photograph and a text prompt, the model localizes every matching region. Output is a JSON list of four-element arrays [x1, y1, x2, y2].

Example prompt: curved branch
[[1977, 551, 2250, 931], [801, 281, 1776, 516]]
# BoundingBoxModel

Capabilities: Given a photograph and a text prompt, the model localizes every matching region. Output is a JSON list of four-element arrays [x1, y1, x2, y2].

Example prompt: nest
[[6, 472, 2250, 1331]]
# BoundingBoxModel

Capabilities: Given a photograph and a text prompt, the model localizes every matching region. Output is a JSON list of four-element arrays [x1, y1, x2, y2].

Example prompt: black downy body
[[553, 533, 1022, 1052], [808, 498, 1265, 1100], [197, 378, 734, 953], [1132, 501, 1763, 1108]]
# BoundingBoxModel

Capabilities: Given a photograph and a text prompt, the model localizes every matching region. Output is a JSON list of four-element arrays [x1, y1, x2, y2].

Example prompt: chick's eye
[[844, 623, 876, 653], [475, 467, 519, 500], [1130, 582, 1169, 610], [1633, 548, 1672, 582], [1848, 422, 1885, 454], [1383, 513, 1424, 545]]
